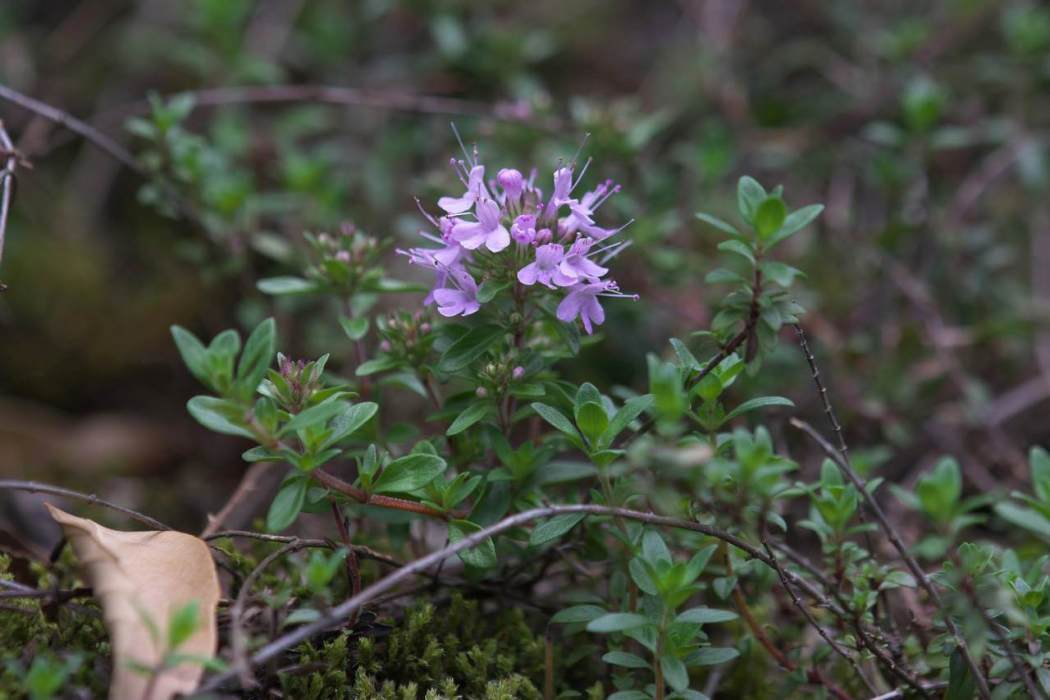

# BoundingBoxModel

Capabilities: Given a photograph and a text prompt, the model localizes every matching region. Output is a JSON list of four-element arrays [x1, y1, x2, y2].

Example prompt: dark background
[[1, 0, 1048, 532]]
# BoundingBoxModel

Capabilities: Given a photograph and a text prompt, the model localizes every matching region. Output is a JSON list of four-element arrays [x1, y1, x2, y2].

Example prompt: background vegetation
[[1, 1, 1049, 698]]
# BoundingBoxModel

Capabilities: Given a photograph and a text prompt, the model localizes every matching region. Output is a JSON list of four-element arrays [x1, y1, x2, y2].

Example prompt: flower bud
[[512, 366, 525, 380], [476, 386, 488, 398], [379, 340, 392, 353], [498, 168, 524, 201], [335, 250, 351, 263], [534, 228, 552, 245]]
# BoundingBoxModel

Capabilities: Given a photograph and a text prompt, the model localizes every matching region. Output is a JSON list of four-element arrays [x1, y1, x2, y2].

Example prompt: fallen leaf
[[46, 504, 220, 700]]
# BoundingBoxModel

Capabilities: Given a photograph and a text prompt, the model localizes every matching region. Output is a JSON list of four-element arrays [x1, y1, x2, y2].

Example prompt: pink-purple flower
[[451, 197, 511, 252], [432, 267, 481, 317], [403, 146, 637, 329], [517, 243, 565, 288]]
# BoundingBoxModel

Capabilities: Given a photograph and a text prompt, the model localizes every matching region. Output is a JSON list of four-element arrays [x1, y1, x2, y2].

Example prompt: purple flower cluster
[[400, 152, 636, 334]]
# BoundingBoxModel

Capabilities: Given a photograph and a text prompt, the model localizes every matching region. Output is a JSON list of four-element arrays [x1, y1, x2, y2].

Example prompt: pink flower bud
[[512, 366, 525, 380], [476, 386, 488, 398], [379, 340, 392, 353], [498, 168, 524, 201]]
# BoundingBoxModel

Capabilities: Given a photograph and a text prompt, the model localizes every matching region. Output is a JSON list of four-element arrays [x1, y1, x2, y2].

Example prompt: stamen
[[572, 157, 593, 191], [569, 132, 591, 167], [450, 122, 474, 168]]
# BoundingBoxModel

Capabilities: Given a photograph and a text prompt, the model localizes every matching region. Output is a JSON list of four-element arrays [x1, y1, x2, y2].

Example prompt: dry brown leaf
[[46, 504, 220, 700]]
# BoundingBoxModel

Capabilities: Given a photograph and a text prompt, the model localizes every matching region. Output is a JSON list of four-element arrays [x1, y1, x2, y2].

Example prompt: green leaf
[[279, 399, 348, 437], [448, 519, 497, 568], [587, 613, 650, 633], [257, 276, 320, 295], [676, 607, 738, 625], [476, 280, 510, 303], [438, 325, 505, 372], [600, 394, 654, 445], [607, 692, 650, 700], [629, 558, 658, 595], [171, 326, 211, 389], [642, 530, 672, 566], [236, 318, 276, 400], [994, 502, 1050, 540], [574, 401, 609, 444], [602, 651, 650, 669], [695, 212, 742, 237], [530, 403, 581, 440], [766, 204, 823, 249], [551, 605, 606, 624], [530, 513, 587, 545], [945, 648, 977, 700], [447, 402, 492, 436], [186, 396, 253, 438], [723, 396, 794, 421], [716, 239, 756, 264], [167, 601, 200, 650], [736, 176, 767, 223], [372, 453, 447, 494], [705, 267, 749, 285], [661, 653, 690, 692], [694, 647, 740, 665], [267, 476, 308, 532], [754, 197, 787, 240], [242, 446, 283, 462], [1031, 446, 1050, 504], [340, 316, 369, 341], [356, 356, 401, 376], [321, 402, 378, 448]]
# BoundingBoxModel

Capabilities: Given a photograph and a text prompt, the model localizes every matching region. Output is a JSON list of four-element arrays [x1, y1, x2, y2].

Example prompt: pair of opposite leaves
[[46, 505, 220, 700]]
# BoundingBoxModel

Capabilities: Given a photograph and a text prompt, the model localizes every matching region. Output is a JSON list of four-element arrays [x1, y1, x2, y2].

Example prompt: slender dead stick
[[99, 84, 557, 129], [197, 502, 835, 692], [204, 529, 402, 568], [0, 479, 171, 530], [200, 462, 273, 538], [0, 119, 16, 271], [0, 82, 140, 172], [790, 419, 991, 700], [759, 537, 878, 696], [229, 538, 308, 688]]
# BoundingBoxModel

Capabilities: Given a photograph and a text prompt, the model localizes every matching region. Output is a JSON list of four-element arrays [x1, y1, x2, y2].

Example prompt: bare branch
[[99, 84, 559, 130], [0, 82, 140, 172], [790, 419, 991, 700], [198, 503, 806, 691], [0, 479, 171, 531]]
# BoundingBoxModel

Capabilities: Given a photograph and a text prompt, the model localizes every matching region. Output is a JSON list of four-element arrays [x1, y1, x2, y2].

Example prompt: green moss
[[279, 594, 602, 699], [0, 555, 109, 699]]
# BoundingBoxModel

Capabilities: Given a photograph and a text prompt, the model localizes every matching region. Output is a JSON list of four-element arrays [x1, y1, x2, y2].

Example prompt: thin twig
[[204, 529, 401, 567], [197, 503, 836, 691], [760, 537, 878, 695], [98, 84, 558, 130], [330, 501, 361, 626], [0, 119, 16, 272], [229, 538, 308, 689], [790, 419, 991, 700], [868, 682, 948, 700], [0, 480, 171, 530], [724, 542, 853, 700], [201, 462, 274, 538], [0, 82, 140, 172], [311, 467, 455, 520], [965, 576, 1047, 700], [793, 324, 850, 458]]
